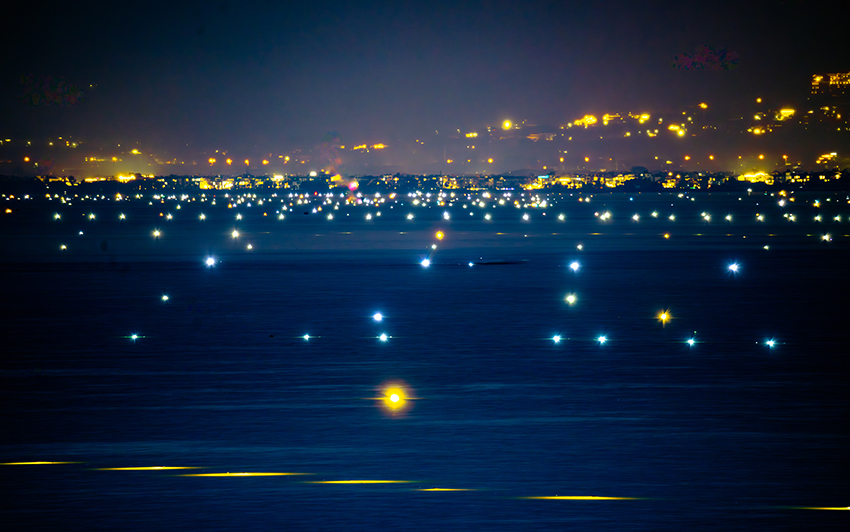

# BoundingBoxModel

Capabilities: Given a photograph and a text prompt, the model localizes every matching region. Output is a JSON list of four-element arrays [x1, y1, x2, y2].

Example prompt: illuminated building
[[811, 73, 850, 96]]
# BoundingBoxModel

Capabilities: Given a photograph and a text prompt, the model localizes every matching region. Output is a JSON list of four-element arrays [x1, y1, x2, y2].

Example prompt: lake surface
[[1, 190, 848, 530]]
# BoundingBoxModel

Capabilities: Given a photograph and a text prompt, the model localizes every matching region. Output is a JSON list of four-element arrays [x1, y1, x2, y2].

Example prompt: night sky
[[3, 0, 848, 152]]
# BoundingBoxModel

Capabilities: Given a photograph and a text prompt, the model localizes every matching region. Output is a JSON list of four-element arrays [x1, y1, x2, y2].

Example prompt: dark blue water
[[1, 191, 848, 530]]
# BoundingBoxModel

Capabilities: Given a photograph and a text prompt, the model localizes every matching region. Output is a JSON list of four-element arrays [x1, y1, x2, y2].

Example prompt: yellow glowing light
[[384, 387, 405, 409], [663, 233, 670, 239], [372, 144, 386, 149], [96, 466, 199, 471], [699, 103, 708, 109], [435, 231, 444, 240], [181, 472, 310, 477], [788, 507, 850, 511], [709, 155, 714, 160], [658, 310, 671, 326], [777, 109, 795, 120], [759, 154, 764, 160], [417, 488, 474, 491], [226, 158, 232, 165], [522, 496, 639, 500], [23, 156, 30, 162], [244, 159, 249, 166], [756, 98, 762, 103], [488, 158, 493, 163], [677, 130, 685, 137], [262, 159, 269, 165], [208, 158, 216, 164], [309, 480, 413, 484], [574, 115, 597, 127], [502, 120, 512, 130], [2, 461, 79, 465], [584, 157, 590, 162]]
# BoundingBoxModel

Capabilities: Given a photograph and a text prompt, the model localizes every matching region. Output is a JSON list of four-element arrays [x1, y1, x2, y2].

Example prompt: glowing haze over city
[[2, 0, 849, 180]]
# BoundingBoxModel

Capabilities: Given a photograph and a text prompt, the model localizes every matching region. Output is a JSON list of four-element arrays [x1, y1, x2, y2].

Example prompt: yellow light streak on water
[[417, 488, 474, 491], [95, 467, 200, 471], [787, 506, 850, 511], [522, 496, 640, 500], [308, 480, 413, 484], [181, 472, 311, 477], [2, 461, 80, 465]]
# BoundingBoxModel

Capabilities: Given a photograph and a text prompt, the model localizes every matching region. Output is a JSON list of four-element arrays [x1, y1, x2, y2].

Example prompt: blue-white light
[[379, 333, 389, 342], [687, 338, 695, 346], [205, 257, 216, 267], [373, 313, 383, 322], [728, 263, 739, 273], [569, 261, 580, 272], [552, 335, 562, 344], [420, 258, 431, 268], [598, 336, 607, 345], [303, 334, 310, 341], [766, 339, 775, 348]]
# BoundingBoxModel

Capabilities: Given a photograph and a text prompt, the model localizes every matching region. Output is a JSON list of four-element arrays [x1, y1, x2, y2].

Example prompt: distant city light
[[687, 338, 695, 346], [373, 313, 383, 322], [552, 335, 562, 344], [569, 261, 580, 272], [597, 336, 607, 345], [728, 263, 739, 273], [205, 257, 216, 267], [378, 333, 389, 342], [420, 258, 431, 268]]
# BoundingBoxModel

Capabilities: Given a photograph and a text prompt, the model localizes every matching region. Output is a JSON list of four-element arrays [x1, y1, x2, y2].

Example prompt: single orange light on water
[[374, 382, 414, 415]]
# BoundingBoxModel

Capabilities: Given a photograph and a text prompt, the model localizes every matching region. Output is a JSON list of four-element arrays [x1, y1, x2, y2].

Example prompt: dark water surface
[[1, 192, 848, 530]]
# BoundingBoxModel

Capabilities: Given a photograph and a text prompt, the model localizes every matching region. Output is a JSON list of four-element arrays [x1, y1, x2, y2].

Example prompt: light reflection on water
[[1, 193, 848, 530]]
